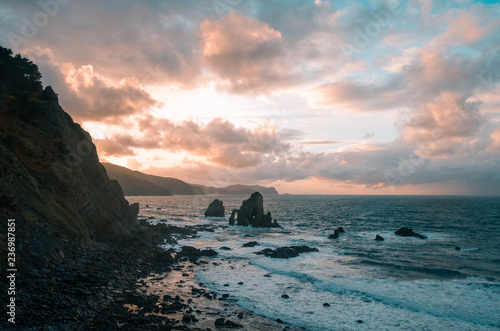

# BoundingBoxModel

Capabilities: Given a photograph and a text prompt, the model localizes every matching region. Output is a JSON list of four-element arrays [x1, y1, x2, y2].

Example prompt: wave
[[248, 258, 500, 328]]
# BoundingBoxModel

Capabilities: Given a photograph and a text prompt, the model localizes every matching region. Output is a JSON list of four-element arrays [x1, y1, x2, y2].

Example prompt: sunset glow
[[2, 0, 499, 194]]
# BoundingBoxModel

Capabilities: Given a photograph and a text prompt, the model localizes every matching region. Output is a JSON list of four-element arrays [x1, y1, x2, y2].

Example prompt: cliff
[[103, 162, 194, 195], [103, 163, 279, 196], [0, 46, 137, 271]]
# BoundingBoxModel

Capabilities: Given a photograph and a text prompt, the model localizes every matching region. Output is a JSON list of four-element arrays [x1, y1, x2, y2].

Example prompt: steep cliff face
[[0, 47, 136, 270]]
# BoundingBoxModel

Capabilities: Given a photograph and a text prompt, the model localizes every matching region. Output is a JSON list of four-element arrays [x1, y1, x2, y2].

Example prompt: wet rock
[[329, 231, 339, 239], [130, 202, 140, 217], [232, 192, 280, 227], [242, 241, 259, 247], [329, 227, 345, 239], [176, 246, 218, 260], [215, 317, 226, 326], [357, 320, 364, 323], [255, 246, 319, 259], [395, 227, 427, 239], [323, 303, 330, 307], [224, 319, 243, 328], [281, 294, 289, 299], [229, 209, 237, 225], [375, 234, 384, 241], [205, 199, 225, 217], [455, 246, 461, 250], [220, 246, 232, 250], [276, 318, 284, 323]]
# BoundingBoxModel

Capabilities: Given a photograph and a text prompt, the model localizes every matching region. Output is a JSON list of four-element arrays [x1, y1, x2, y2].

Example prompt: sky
[[1, 0, 499, 195]]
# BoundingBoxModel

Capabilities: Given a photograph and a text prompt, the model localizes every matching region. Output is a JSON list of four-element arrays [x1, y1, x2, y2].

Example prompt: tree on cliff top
[[0, 45, 43, 93]]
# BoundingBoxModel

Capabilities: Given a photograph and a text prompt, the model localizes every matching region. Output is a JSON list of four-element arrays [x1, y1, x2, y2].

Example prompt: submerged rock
[[375, 234, 384, 241], [329, 231, 339, 239], [329, 227, 344, 239], [242, 241, 259, 247], [231, 192, 280, 227], [255, 246, 319, 259], [395, 227, 427, 239], [205, 199, 225, 217]]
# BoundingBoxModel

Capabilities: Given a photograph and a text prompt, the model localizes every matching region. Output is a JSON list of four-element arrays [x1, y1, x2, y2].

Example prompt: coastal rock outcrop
[[232, 192, 280, 227], [255, 246, 319, 258], [329, 227, 345, 239], [375, 234, 384, 241], [204, 199, 225, 217], [395, 227, 427, 239], [130, 202, 140, 217], [228, 209, 237, 225], [0, 46, 137, 271], [176, 246, 218, 260]]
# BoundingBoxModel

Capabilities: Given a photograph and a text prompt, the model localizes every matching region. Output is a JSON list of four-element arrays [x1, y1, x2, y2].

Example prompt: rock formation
[[228, 209, 237, 225], [395, 227, 427, 239], [130, 202, 140, 217], [232, 192, 280, 227], [329, 227, 345, 239], [375, 234, 384, 241], [0, 46, 137, 271], [204, 199, 225, 217], [255, 246, 319, 259], [176, 246, 217, 260]]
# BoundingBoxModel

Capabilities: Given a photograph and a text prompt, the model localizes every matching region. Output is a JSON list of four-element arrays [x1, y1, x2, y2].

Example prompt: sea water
[[127, 195, 500, 330]]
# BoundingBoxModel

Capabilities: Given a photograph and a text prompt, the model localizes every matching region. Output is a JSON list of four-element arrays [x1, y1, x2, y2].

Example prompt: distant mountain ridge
[[102, 163, 279, 196], [102, 163, 195, 195], [191, 183, 279, 195]]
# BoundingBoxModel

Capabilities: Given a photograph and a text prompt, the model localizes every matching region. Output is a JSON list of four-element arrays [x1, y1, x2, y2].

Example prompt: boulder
[[205, 199, 225, 217], [232, 192, 280, 227], [395, 227, 427, 239], [130, 202, 140, 217], [329, 231, 339, 239], [255, 246, 319, 259], [176, 246, 217, 260], [329, 227, 344, 239], [375, 234, 384, 241], [242, 241, 259, 247]]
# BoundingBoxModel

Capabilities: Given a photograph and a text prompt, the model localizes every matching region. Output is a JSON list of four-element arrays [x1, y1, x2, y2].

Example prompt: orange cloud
[[199, 13, 296, 94], [95, 117, 291, 168], [24, 46, 158, 122]]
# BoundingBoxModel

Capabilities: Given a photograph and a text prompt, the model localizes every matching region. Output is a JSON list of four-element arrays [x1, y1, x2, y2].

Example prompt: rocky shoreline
[[1, 221, 303, 330]]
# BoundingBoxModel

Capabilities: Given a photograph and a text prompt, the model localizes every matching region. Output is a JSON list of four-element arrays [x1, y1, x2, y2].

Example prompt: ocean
[[126, 195, 500, 330]]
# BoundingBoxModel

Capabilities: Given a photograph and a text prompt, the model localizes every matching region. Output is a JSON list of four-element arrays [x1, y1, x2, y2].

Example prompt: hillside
[[191, 184, 279, 195], [103, 163, 279, 196], [103, 163, 196, 195], [0, 46, 137, 271]]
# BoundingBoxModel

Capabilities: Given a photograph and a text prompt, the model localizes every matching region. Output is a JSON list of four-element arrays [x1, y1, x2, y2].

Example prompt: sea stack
[[204, 199, 225, 217], [231, 192, 280, 227]]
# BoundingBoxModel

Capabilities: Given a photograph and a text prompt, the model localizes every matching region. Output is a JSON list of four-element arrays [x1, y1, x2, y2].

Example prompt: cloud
[[199, 13, 298, 94], [300, 139, 341, 145], [95, 117, 291, 168], [1, 0, 204, 86], [23, 46, 158, 121], [314, 76, 407, 112]]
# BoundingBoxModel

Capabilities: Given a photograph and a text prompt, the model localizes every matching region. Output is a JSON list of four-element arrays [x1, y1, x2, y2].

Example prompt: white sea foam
[[133, 195, 500, 331]]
